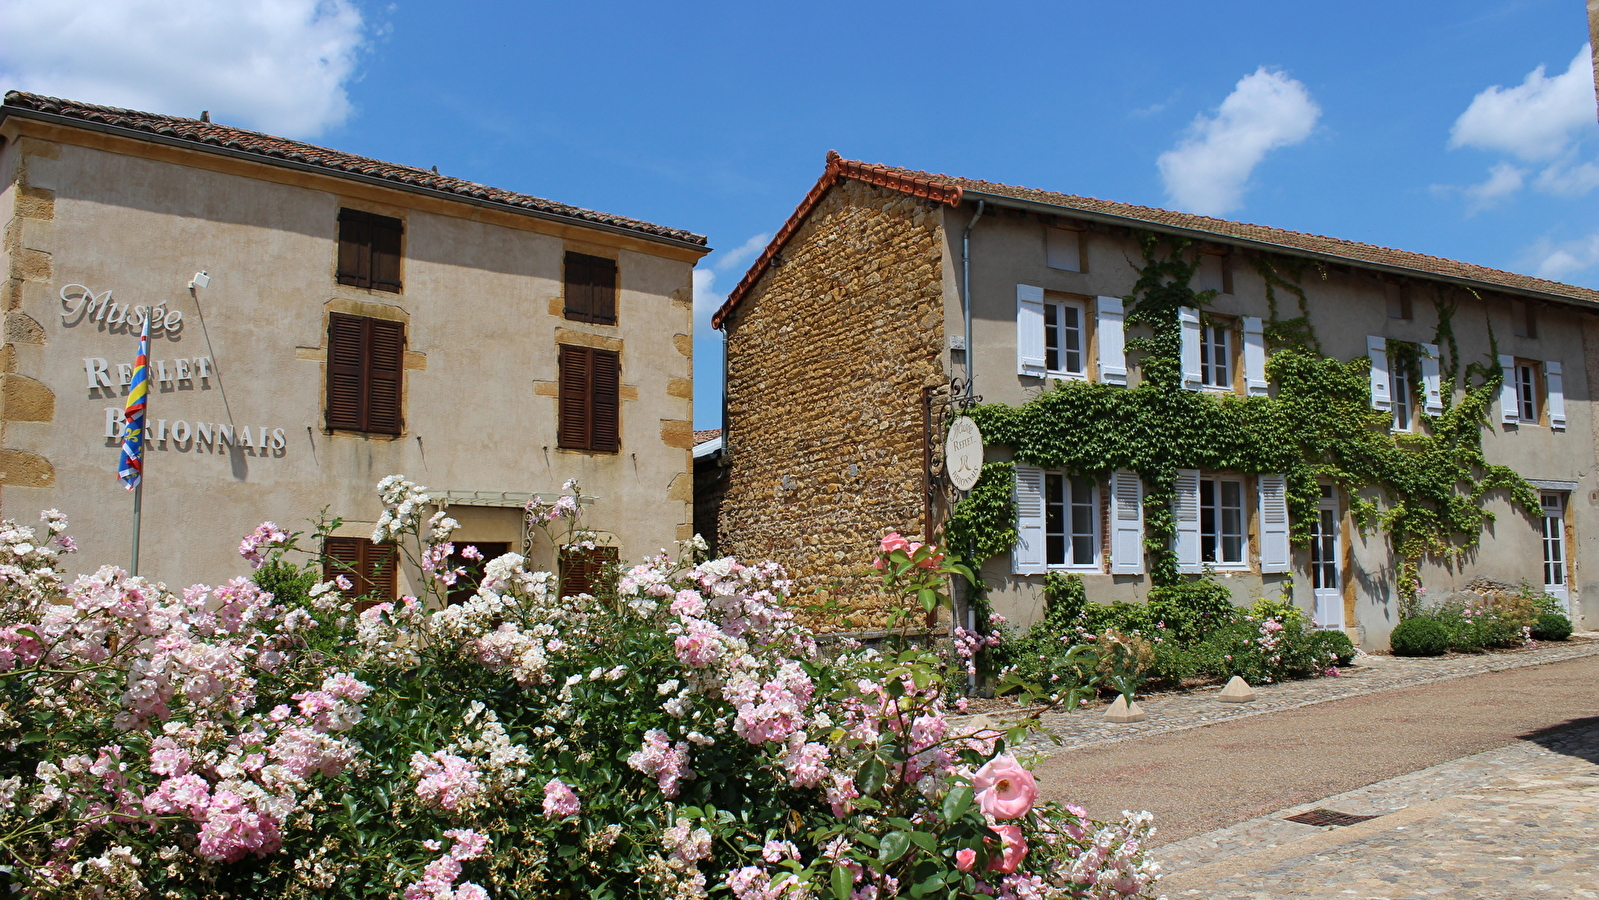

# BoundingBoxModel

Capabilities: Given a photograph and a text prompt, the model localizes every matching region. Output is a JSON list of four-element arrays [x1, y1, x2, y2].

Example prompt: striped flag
[[117, 316, 151, 490]]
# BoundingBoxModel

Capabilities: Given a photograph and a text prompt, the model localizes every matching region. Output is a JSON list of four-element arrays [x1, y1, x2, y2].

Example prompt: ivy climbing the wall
[[958, 233, 1538, 612]]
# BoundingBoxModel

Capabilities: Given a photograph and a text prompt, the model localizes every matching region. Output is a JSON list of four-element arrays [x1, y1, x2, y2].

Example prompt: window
[[1385, 282, 1412, 320], [324, 537, 397, 611], [1200, 476, 1245, 565], [1044, 473, 1097, 567], [336, 209, 403, 292], [1044, 299, 1086, 377], [1197, 251, 1232, 294], [327, 314, 404, 434], [1514, 361, 1538, 423], [1046, 227, 1083, 272], [1512, 299, 1537, 338], [561, 545, 620, 598], [1200, 320, 1231, 389], [1542, 493, 1568, 604], [564, 252, 618, 325], [1390, 353, 1416, 431], [558, 345, 620, 452]]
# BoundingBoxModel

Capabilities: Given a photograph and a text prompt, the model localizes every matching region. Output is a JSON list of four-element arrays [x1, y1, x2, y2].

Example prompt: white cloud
[[1463, 162, 1526, 210], [1157, 67, 1320, 216], [0, 0, 369, 137], [692, 232, 772, 336], [1533, 160, 1599, 197], [1525, 231, 1599, 281], [1450, 45, 1597, 162]]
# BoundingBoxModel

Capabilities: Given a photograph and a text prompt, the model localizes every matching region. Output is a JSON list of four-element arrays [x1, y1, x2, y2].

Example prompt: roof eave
[[0, 105, 710, 254], [959, 187, 1599, 312]]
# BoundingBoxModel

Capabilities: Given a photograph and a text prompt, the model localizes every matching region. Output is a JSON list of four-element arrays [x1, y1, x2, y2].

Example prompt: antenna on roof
[[200, 111, 210, 123]]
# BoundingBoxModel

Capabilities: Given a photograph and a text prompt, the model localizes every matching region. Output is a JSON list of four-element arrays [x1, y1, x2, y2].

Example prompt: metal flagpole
[[118, 313, 151, 575], [131, 480, 142, 575]]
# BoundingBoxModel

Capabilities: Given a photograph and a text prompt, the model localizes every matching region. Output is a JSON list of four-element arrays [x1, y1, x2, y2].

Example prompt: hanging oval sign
[[945, 416, 984, 492]]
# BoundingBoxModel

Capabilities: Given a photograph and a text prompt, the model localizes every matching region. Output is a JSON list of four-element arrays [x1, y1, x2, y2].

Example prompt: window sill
[[1047, 563, 1101, 572], [1047, 372, 1089, 383]]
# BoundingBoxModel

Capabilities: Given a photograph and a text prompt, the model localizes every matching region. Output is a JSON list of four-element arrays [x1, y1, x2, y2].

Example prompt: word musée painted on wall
[[61, 283, 290, 457]]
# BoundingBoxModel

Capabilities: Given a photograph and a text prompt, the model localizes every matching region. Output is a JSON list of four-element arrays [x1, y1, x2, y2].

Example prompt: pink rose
[[955, 848, 977, 872], [973, 755, 1038, 820], [987, 825, 1027, 874], [879, 532, 911, 554]]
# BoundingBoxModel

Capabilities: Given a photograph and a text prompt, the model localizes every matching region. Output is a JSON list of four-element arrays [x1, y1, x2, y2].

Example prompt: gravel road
[[1031, 653, 1599, 846]]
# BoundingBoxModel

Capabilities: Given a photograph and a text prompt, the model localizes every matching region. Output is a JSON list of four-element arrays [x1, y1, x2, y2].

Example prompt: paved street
[[1020, 639, 1599, 898]]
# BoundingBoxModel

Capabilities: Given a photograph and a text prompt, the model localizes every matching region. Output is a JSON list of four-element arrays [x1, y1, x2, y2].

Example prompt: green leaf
[[906, 830, 938, 852], [831, 865, 854, 900], [941, 784, 973, 822], [879, 831, 911, 864], [857, 756, 887, 796]]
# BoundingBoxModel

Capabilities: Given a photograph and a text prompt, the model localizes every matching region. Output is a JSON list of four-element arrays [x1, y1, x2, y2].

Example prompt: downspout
[[958, 200, 986, 690], [961, 200, 986, 401]]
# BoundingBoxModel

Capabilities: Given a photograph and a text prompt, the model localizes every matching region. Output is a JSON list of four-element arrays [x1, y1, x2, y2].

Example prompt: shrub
[[0, 479, 1165, 900], [1146, 580, 1235, 644], [1308, 629, 1356, 666], [1391, 616, 1450, 656], [1042, 571, 1088, 625], [1531, 612, 1573, 641]]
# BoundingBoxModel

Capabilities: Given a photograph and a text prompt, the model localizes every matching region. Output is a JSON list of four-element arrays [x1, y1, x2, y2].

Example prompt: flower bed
[[0, 478, 1161, 899]]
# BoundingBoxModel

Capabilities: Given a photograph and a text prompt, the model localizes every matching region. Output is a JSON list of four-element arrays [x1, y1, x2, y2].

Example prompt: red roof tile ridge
[[2, 91, 707, 247]]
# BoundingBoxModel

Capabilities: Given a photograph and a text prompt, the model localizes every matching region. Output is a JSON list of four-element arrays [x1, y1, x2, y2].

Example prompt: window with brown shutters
[[323, 537, 398, 611], [557, 344, 620, 452], [337, 209, 403, 293], [564, 252, 617, 325], [327, 314, 405, 435], [560, 546, 619, 598]]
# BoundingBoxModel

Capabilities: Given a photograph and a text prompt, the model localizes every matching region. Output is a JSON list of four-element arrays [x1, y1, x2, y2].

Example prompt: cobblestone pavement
[[1000, 635, 1599, 757], [1154, 717, 1599, 899]]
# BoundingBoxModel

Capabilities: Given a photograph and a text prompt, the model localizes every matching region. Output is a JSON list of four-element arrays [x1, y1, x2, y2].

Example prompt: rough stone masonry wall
[[0, 136, 60, 516], [721, 179, 946, 632]]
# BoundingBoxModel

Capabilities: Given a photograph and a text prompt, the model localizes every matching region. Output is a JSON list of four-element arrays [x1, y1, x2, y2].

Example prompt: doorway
[[1309, 484, 1343, 630]]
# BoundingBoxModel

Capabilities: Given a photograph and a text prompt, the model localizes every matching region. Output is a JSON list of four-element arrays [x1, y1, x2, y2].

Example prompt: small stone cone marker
[[1103, 694, 1146, 723], [1218, 676, 1257, 703]]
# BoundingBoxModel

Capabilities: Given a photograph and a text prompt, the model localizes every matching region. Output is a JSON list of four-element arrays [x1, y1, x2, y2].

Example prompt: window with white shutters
[[1546, 361, 1566, 430], [1012, 466, 1047, 575], [1096, 296, 1127, 386], [1200, 320, 1231, 389], [1044, 473, 1097, 567], [1174, 468, 1202, 572], [1258, 473, 1290, 573], [1043, 299, 1087, 378], [1200, 475, 1246, 566], [1390, 350, 1415, 432], [1110, 470, 1144, 574]]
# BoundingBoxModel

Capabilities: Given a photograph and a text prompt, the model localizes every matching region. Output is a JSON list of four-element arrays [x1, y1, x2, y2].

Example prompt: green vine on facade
[[958, 233, 1539, 611]]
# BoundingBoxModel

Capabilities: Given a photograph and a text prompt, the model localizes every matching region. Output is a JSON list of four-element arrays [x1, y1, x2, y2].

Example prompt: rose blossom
[[973, 754, 1038, 820], [987, 824, 1027, 874], [955, 848, 977, 872], [542, 778, 580, 818]]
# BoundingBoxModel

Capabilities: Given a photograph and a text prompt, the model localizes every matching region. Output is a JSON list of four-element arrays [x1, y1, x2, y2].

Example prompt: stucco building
[[712, 152, 1597, 647], [0, 92, 707, 598]]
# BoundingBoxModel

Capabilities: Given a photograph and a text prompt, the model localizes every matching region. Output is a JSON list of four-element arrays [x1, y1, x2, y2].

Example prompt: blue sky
[[4, 1, 1595, 428]]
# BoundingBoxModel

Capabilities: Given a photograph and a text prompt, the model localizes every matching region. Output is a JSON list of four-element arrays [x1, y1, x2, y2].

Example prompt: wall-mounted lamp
[[189, 271, 210, 290]]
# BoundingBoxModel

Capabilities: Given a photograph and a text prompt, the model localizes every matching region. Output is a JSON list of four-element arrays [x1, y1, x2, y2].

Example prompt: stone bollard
[[1103, 694, 1147, 723], [1218, 675, 1257, 703]]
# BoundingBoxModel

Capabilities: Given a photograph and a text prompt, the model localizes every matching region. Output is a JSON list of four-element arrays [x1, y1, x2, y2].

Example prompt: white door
[[1542, 493, 1569, 613], [1310, 485, 1344, 630]]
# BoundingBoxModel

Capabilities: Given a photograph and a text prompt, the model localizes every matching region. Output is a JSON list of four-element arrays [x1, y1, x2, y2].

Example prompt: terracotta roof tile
[[2, 92, 707, 247], [693, 428, 723, 444], [714, 152, 1599, 327]]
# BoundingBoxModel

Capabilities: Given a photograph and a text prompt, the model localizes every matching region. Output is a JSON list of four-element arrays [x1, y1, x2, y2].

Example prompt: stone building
[[712, 151, 1597, 646], [0, 92, 707, 598]]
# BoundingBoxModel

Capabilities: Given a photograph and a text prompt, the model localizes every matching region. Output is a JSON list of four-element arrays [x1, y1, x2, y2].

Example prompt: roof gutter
[[960, 200, 985, 400], [0, 106, 710, 254], [960, 188, 1599, 312]]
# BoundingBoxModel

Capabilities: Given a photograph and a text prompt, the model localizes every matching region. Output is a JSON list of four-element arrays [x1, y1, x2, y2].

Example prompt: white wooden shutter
[[1096, 296, 1127, 386], [1420, 342, 1444, 416], [1109, 470, 1143, 574], [1179, 307, 1202, 390], [1546, 361, 1566, 431], [1242, 316, 1268, 396], [1174, 468, 1202, 573], [1498, 355, 1518, 424], [1367, 336, 1391, 411], [1012, 465, 1047, 575], [1017, 285, 1046, 377], [1258, 473, 1290, 573]]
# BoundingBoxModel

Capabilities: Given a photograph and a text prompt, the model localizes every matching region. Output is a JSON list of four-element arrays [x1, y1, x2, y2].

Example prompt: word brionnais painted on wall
[[62, 283, 290, 457]]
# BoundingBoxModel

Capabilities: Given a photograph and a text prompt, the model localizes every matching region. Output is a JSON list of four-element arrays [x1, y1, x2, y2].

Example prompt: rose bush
[[1, 477, 1161, 899]]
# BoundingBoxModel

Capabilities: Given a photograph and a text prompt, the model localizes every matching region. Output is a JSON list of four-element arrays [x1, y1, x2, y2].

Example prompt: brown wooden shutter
[[367, 319, 405, 435], [327, 314, 366, 430], [370, 216, 403, 293], [558, 345, 591, 449], [560, 546, 618, 598], [337, 210, 371, 287], [366, 541, 397, 605], [591, 349, 620, 452], [590, 257, 617, 325], [564, 253, 592, 322], [324, 537, 398, 612]]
